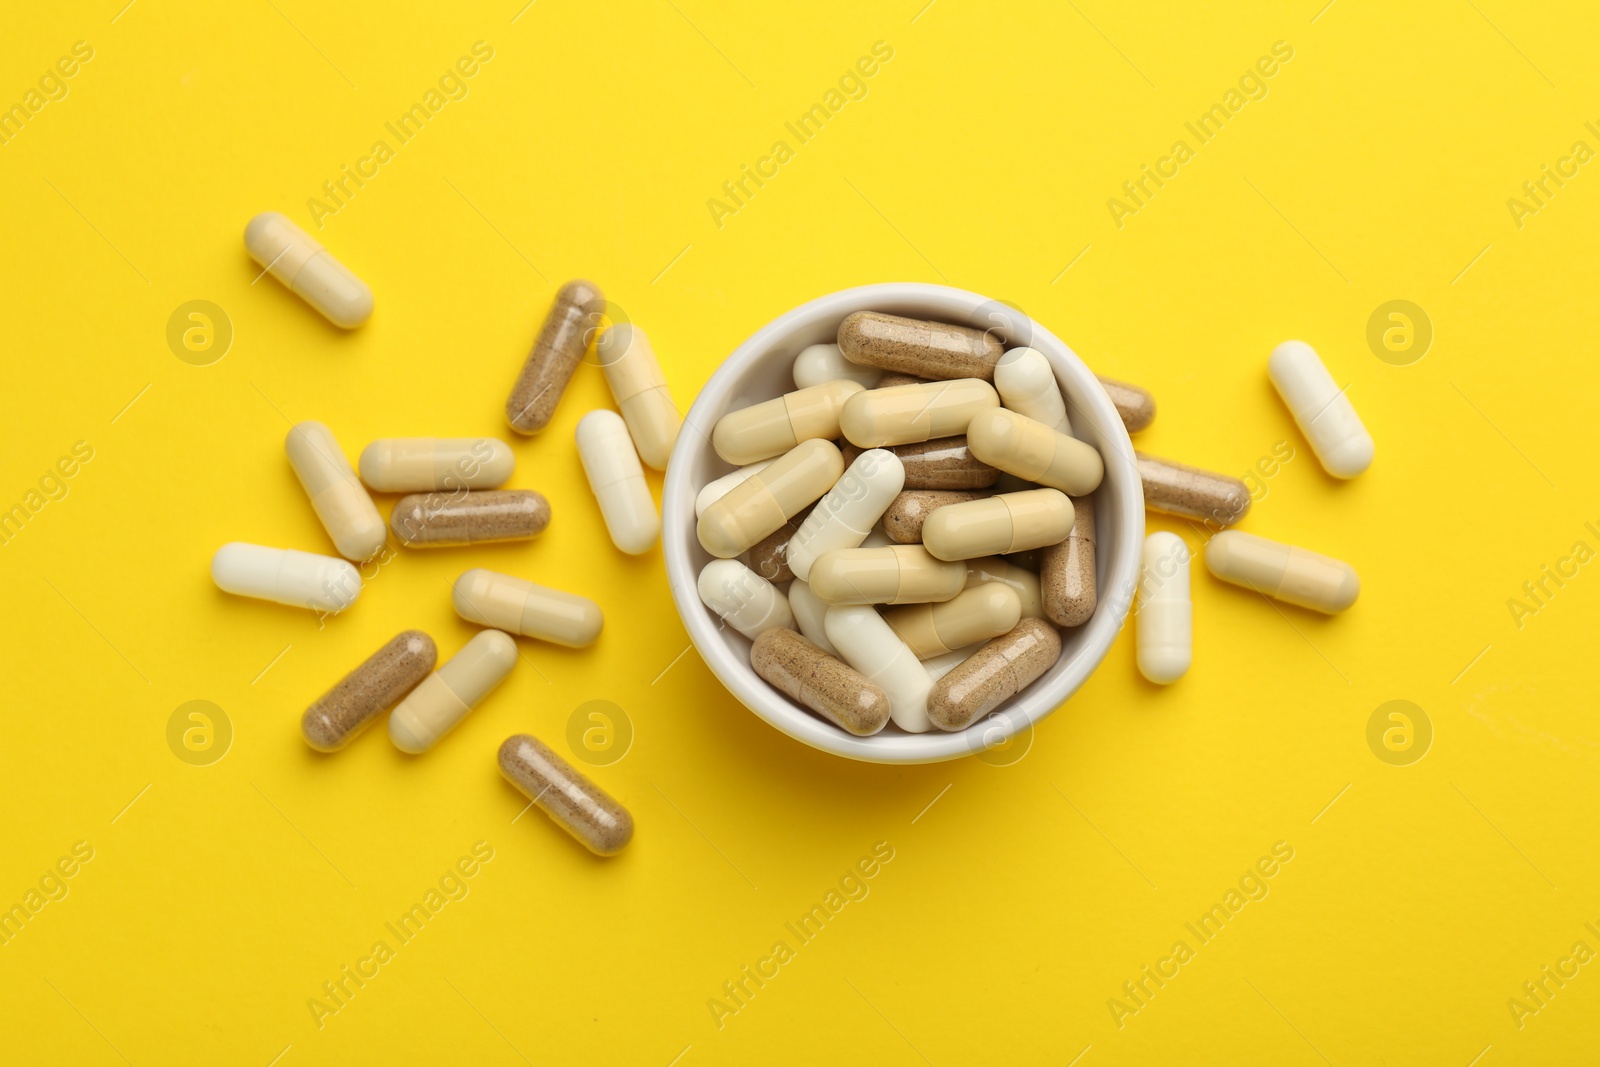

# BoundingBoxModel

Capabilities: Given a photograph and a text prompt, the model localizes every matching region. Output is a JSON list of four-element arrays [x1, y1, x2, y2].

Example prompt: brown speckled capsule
[[505, 280, 606, 434], [927, 618, 1061, 731], [745, 507, 810, 583], [752, 628, 891, 736], [302, 631, 436, 751], [390, 489, 551, 547], [1136, 452, 1251, 527], [875, 373, 925, 389], [1041, 494, 1096, 626], [498, 734, 633, 856], [1097, 376, 1155, 433], [883, 490, 983, 544], [842, 437, 999, 490], [838, 311, 1004, 381]]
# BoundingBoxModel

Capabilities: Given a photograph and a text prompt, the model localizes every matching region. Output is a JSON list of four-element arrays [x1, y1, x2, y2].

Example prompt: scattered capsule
[[965, 555, 1044, 619], [211, 543, 361, 613], [358, 438, 514, 493], [808, 545, 966, 605], [922, 488, 1074, 561], [286, 421, 388, 561], [499, 734, 634, 856], [786, 579, 839, 655], [838, 311, 1004, 381], [824, 604, 933, 732], [883, 583, 1022, 659], [751, 628, 892, 736], [1269, 340, 1373, 479], [506, 280, 606, 435], [786, 449, 905, 581], [595, 324, 681, 470], [1136, 452, 1251, 528], [695, 461, 770, 518], [576, 409, 659, 555], [839, 379, 999, 448], [927, 618, 1060, 731], [1041, 495, 1096, 627], [712, 380, 863, 465], [967, 408, 1104, 496], [698, 439, 844, 558], [391, 490, 550, 547], [1097, 376, 1156, 433], [842, 437, 999, 490], [1205, 530, 1359, 613], [994, 348, 1070, 433], [883, 490, 983, 544], [746, 509, 806, 583], [697, 560, 795, 639], [792, 343, 882, 390], [244, 212, 373, 328], [389, 629, 517, 753], [453, 568, 603, 648], [1137, 532, 1191, 684], [301, 631, 436, 751]]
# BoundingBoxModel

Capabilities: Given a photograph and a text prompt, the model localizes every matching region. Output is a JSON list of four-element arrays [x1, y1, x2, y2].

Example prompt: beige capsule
[[389, 630, 518, 753], [358, 438, 515, 493], [965, 556, 1044, 618], [838, 378, 999, 448], [883, 583, 1022, 659], [1136, 452, 1251, 527], [838, 310, 1004, 380], [505, 280, 606, 435], [453, 568, 603, 648], [808, 545, 966, 605], [244, 212, 373, 328], [1040, 494, 1096, 627], [302, 630, 437, 751], [498, 734, 634, 856], [751, 628, 892, 736], [922, 488, 1074, 561], [1205, 529, 1359, 613], [842, 437, 1000, 490], [967, 408, 1104, 496], [927, 618, 1061, 731], [1098, 376, 1156, 433], [712, 380, 863, 466], [595, 324, 680, 470], [698, 439, 844, 558], [390, 490, 550, 547], [883, 490, 984, 544], [286, 421, 388, 561]]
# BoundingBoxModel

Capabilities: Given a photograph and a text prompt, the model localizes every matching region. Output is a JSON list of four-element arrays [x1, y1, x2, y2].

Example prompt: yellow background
[[2, 0, 1597, 1063]]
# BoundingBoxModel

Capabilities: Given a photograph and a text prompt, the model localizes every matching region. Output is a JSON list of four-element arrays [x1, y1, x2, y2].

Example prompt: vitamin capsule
[[965, 556, 1044, 619], [1040, 495, 1096, 627], [390, 490, 550, 547], [1268, 340, 1374, 479], [808, 545, 966, 605], [712, 380, 863, 465], [697, 560, 795, 639], [746, 510, 806, 583], [751, 628, 892, 736], [883, 583, 1022, 659], [1205, 529, 1359, 613], [1136, 452, 1251, 527], [785, 449, 905, 581], [1137, 532, 1191, 684], [211, 543, 360, 613], [301, 631, 437, 751], [927, 618, 1061, 731], [695, 461, 770, 518], [824, 605, 933, 732], [838, 310, 1003, 381], [389, 629, 517, 753], [994, 348, 1070, 433], [286, 421, 388, 561], [358, 438, 515, 493], [883, 490, 983, 544], [595, 324, 681, 470], [839, 379, 999, 448], [842, 437, 1000, 490], [576, 409, 659, 555], [786, 579, 839, 655], [244, 212, 372, 328], [453, 568, 603, 648], [967, 409, 1104, 496], [505, 279, 606, 435], [792, 343, 882, 390], [498, 734, 634, 856], [922, 488, 1074, 561], [698, 439, 844, 558], [1097, 376, 1156, 433]]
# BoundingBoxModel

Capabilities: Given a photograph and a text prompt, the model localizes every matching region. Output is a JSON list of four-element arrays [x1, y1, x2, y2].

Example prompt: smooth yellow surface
[[2, 2, 1597, 1063]]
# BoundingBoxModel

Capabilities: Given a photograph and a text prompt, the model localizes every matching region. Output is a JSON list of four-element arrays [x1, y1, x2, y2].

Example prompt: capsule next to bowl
[[1097, 376, 1156, 433], [596, 324, 681, 470], [1205, 529, 1358, 613], [1136, 452, 1251, 528], [453, 569, 603, 647]]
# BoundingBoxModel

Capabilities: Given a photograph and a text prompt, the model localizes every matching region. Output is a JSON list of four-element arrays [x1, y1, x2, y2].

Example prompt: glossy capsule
[[1205, 530, 1359, 613], [577, 409, 659, 555], [698, 439, 844, 558], [1269, 340, 1373, 479], [824, 604, 933, 732], [883, 583, 1022, 659], [358, 438, 514, 493], [1041, 494, 1096, 627], [994, 348, 1070, 433], [967, 409, 1104, 496], [595, 324, 681, 470], [301, 631, 436, 751], [506, 280, 606, 434], [793, 342, 882, 390], [808, 545, 966, 605], [786, 579, 839, 655], [842, 437, 999, 490], [752, 628, 892, 736], [1137, 532, 1191, 684], [453, 569, 603, 648], [389, 629, 517, 753], [1097, 376, 1156, 433], [499, 734, 634, 856], [211, 543, 361, 613], [839, 379, 998, 448], [883, 490, 983, 544], [838, 311, 1004, 381], [695, 462, 769, 518], [1136, 452, 1251, 528], [965, 555, 1044, 619], [390, 490, 550, 547], [244, 212, 372, 328], [712, 380, 863, 465], [927, 618, 1061, 731], [785, 449, 905, 582], [745, 510, 806, 583], [286, 421, 388, 561], [922, 488, 1074, 561], [697, 559, 795, 639]]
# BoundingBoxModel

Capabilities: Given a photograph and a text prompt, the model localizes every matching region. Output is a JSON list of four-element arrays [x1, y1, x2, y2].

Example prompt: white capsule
[[285, 421, 387, 561], [1137, 532, 1191, 684], [388, 630, 517, 753], [793, 343, 883, 390], [1268, 340, 1373, 479], [211, 542, 361, 613], [993, 348, 1070, 433], [824, 605, 933, 732], [697, 560, 795, 639], [695, 462, 770, 518], [576, 409, 659, 555], [786, 579, 839, 655], [244, 212, 373, 328], [357, 438, 514, 493], [785, 449, 906, 582], [595, 324, 681, 470]]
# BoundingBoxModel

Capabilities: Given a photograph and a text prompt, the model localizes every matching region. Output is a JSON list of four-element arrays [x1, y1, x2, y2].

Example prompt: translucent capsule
[[922, 488, 1073, 561], [752, 627, 892, 736], [499, 734, 634, 856], [244, 212, 372, 328], [1041, 494, 1096, 627], [967, 409, 1103, 496], [695, 462, 770, 518], [875, 373, 925, 389], [824, 605, 933, 732], [286, 421, 387, 561], [965, 555, 1044, 619], [1205, 530, 1359, 613], [844, 437, 1000, 491], [358, 438, 514, 493], [390, 490, 550, 547], [1136, 452, 1251, 528], [302, 631, 436, 751], [712, 380, 863, 465], [808, 545, 966, 605], [698, 439, 844, 558], [697, 559, 795, 640], [786, 579, 839, 655], [389, 629, 517, 753], [595, 324, 681, 470], [839, 379, 999, 448], [785, 448, 905, 582], [453, 568, 603, 648], [1097, 376, 1155, 433], [883, 583, 1022, 659], [506, 280, 606, 435], [994, 348, 1070, 433], [883, 490, 984, 544], [746, 510, 806, 583], [1269, 340, 1373, 479], [927, 618, 1060, 731], [211, 543, 360, 613], [838, 311, 1003, 381], [576, 409, 659, 555], [1137, 532, 1191, 684], [793, 343, 882, 390]]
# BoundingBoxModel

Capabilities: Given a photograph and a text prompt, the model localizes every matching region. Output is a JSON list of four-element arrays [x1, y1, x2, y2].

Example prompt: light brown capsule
[[927, 618, 1061, 731], [883, 490, 983, 544], [390, 490, 551, 547], [1097, 376, 1155, 433], [302, 631, 436, 751], [745, 506, 811, 583], [842, 437, 1000, 490], [505, 280, 606, 434], [1041, 494, 1096, 627], [838, 311, 1004, 380], [751, 628, 892, 736], [875, 373, 925, 389], [498, 734, 634, 856], [1136, 452, 1251, 527]]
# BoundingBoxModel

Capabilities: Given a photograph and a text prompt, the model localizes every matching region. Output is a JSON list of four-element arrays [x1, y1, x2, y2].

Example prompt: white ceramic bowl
[[662, 283, 1144, 764]]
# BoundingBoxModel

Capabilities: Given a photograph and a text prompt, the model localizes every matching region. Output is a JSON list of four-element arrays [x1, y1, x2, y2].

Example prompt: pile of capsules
[[209, 213, 687, 856]]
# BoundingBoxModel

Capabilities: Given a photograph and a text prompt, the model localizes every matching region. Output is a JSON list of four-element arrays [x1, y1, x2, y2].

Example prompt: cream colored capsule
[[1205, 530, 1359, 613], [596, 324, 681, 470], [922, 488, 1074, 561], [712, 380, 863, 466], [967, 408, 1103, 496], [698, 439, 844, 558], [785, 448, 905, 582], [994, 348, 1070, 433], [211, 543, 360, 613], [793, 343, 882, 390], [695, 461, 770, 517], [838, 379, 999, 448], [883, 583, 1022, 659], [808, 545, 966, 606], [453, 568, 602, 648], [389, 629, 517, 753], [358, 438, 514, 493], [697, 560, 795, 639], [576, 409, 659, 555], [824, 605, 933, 732], [964, 556, 1044, 619], [1137, 532, 1191, 684], [286, 421, 387, 561], [244, 212, 372, 328], [1268, 340, 1373, 479], [786, 579, 839, 655]]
